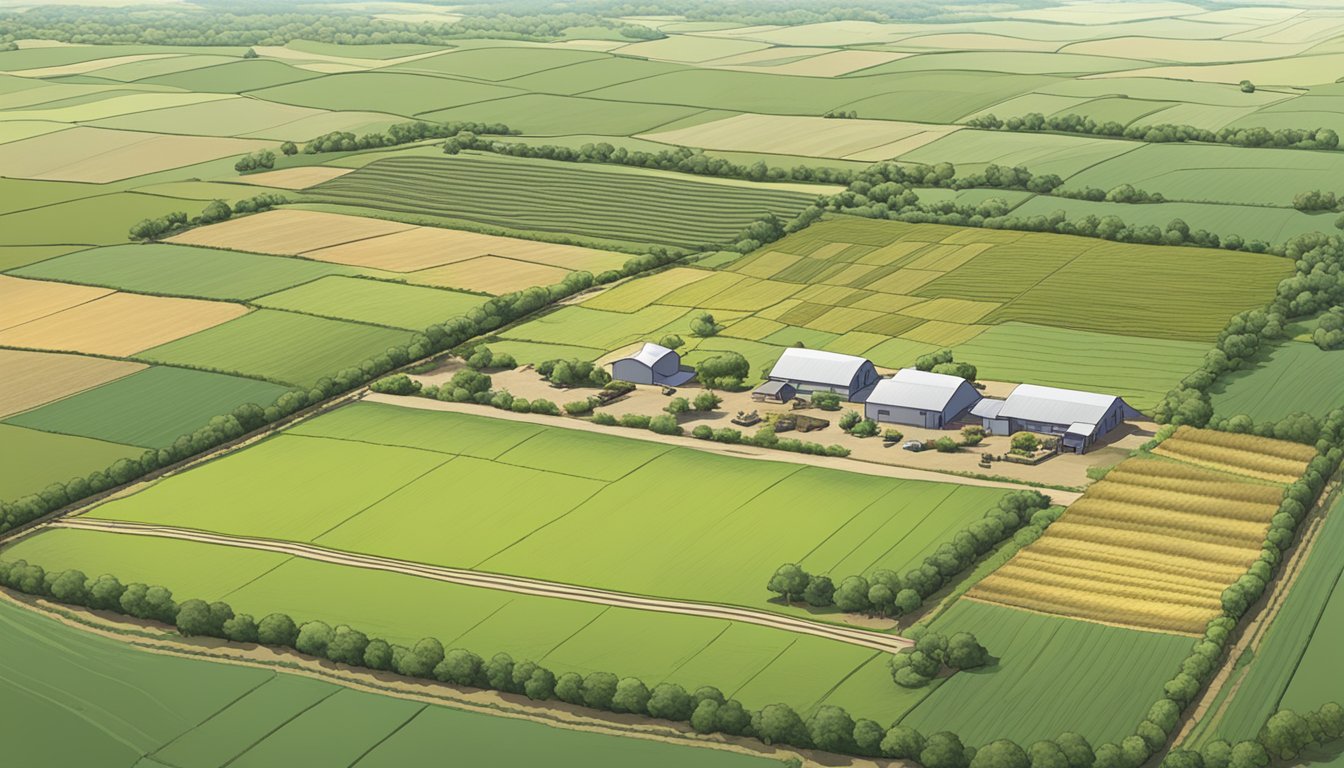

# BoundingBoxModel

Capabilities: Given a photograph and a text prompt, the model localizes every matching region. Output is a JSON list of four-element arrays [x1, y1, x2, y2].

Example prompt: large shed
[[609, 342, 695, 386], [864, 368, 982, 428], [970, 383, 1140, 453], [767, 348, 879, 401]]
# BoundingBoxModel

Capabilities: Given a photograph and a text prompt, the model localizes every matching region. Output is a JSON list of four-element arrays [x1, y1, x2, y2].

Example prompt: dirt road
[[54, 518, 913, 654], [364, 393, 1083, 503]]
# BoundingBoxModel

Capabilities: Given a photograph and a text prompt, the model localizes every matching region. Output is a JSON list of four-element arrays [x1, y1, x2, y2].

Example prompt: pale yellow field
[[168, 210, 415, 255], [891, 33, 1061, 52], [580, 267, 714, 313], [0, 293, 248, 356], [640, 113, 960, 160], [723, 49, 909, 76], [407, 256, 571, 295], [0, 126, 268, 183], [0, 92, 235, 124], [0, 275, 113, 330], [969, 442, 1300, 635], [238, 166, 354, 190], [1060, 36, 1313, 62], [1154, 426, 1314, 483], [902, 297, 1000, 323], [302, 225, 630, 273], [807, 306, 885, 334], [900, 320, 986, 346], [0, 349, 146, 418], [10, 53, 184, 78]]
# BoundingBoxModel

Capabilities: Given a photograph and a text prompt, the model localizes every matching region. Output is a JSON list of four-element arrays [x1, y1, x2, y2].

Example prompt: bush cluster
[[888, 628, 991, 687], [767, 492, 1054, 621], [915, 348, 977, 381], [302, 120, 515, 154], [537, 358, 609, 388], [129, 193, 287, 241]]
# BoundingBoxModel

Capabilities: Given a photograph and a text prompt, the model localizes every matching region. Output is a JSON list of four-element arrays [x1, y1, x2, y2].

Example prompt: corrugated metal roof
[[616, 342, 676, 368], [1066, 422, 1097, 436], [867, 369, 977, 412], [970, 398, 1005, 419], [998, 383, 1120, 426], [768, 348, 871, 387], [754, 380, 793, 396]]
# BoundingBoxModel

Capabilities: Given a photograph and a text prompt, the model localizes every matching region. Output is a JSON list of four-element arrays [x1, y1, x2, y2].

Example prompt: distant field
[[253, 276, 486, 330], [0, 600, 775, 768], [3, 366, 288, 448], [304, 153, 820, 249], [904, 600, 1192, 746], [640, 113, 960, 160], [85, 402, 1012, 610], [136, 309, 414, 386], [1211, 340, 1344, 421], [973, 436, 1308, 634], [10, 243, 364, 301], [0, 125, 267, 183], [0, 349, 144, 419], [0, 424, 141, 502], [168, 209, 414, 256]]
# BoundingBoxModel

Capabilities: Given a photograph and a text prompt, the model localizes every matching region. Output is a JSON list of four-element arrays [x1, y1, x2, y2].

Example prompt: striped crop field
[[969, 433, 1304, 635], [1154, 426, 1316, 484], [305, 153, 820, 249]]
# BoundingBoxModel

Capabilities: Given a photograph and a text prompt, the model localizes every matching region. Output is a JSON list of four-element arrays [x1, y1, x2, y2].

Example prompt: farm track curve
[[52, 517, 914, 654]]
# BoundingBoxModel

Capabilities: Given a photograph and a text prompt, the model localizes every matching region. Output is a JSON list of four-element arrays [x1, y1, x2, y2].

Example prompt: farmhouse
[[970, 383, 1140, 453], [767, 348, 879, 401], [863, 368, 981, 429], [609, 342, 695, 386]]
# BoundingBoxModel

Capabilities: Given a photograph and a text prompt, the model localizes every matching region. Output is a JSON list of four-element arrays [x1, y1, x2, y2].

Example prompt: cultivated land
[[971, 430, 1311, 634], [0, 599, 776, 768], [5, 4, 1344, 763], [80, 402, 1011, 611]]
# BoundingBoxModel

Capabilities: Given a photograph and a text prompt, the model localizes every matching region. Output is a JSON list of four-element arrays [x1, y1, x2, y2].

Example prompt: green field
[[137, 309, 414, 387], [1211, 340, 1344, 421], [3, 527, 910, 721], [7, 243, 366, 300], [304, 153, 821, 249], [3, 366, 288, 448], [901, 600, 1192, 745], [254, 275, 487, 330], [0, 424, 141, 502], [0, 599, 778, 768], [1200, 506, 1344, 743], [85, 402, 1011, 610]]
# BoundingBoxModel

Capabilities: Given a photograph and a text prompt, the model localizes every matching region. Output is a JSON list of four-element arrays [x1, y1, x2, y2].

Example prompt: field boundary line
[[50, 517, 914, 654]]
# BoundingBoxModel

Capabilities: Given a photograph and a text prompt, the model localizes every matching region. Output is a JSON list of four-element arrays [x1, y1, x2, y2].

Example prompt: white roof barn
[[609, 342, 695, 386], [767, 348, 879, 401], [971, 383, 1141, 453], [864, 368, 981, 429]]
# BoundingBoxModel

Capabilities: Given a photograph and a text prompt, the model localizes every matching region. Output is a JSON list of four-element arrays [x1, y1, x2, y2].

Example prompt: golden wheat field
[[969, 430, 1309, 635]]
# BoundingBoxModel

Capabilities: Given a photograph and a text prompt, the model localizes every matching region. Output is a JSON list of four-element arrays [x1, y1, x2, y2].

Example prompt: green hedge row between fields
[[967, 113, 1339, 153], [0, 557, 1125, 766], [766, 490, 1056, 676], [128, 193, 288, 242], [0, 248, 691, 533], [1156, 233, 1344, 435]]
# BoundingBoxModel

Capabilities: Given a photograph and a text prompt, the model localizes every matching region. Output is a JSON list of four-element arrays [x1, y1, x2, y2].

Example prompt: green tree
[[1259, 709, 1315, 760], [834, 575, 871, 613], [696, 352, 750, 389], [922, 731, 972, 768], [295, 621, 334, 657], [280, 140, 297, 155], [883, 724, 927, 759], [87, 574, 125, 610], [554, 672, 584, 704], [691, 699, 720, 733], [647, 682, 693, 721], [807, 705, 856, 753], [1163, 750, 1204, 768], [1011, 432, 1040, 453], [1227, 741, 1268, 768], [973, 740, 1030, 768], [693, 390, 722, 411], [175, 599, 215, 637], [851, 418, 879, 438], [690, 312, 722, 337], [1030, 741, 1070, 768], [658, 334, 684, 350], [363, 639, 393, 670], [524, 667, 556, 700], [48, 569, 88, 605], [1057, 732, 1095, 768], [854, 718, 885, 756], [583, 671, 618, 710], [257, 613, 299, 646], [611, 677, 651, 714], [767, 563, 811, 603], [1239, 80, 1255, 93], [804, 574, 835, 607], [839, 409, 861, 430], [484, 652, 515, 691], [754, 703, 810, 747], [946, 632, 991, 669], [664, 397, 690, 416], [327, 626, 369, 665], [222, 613, 258, 643], [436, 648, 484, 686]]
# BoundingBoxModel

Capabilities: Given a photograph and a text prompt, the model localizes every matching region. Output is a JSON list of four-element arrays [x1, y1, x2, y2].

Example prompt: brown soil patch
[[0, 349, 145, 418]]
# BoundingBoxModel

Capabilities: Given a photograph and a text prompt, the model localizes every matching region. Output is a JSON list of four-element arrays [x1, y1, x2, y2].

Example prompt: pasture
[[0, 125, 267, 183], [3, 366, 288, 448], [971, 437, 1306, 634], [84, 402, 1013, 610], [0, 600, 772, 768], [304, 153, 821, 249], [253, 276, 486, 330], [0, 424, 141, 503], [640, 113, 960, 160], [902, 600, 1191, 746], [136, 309, 414, 387]]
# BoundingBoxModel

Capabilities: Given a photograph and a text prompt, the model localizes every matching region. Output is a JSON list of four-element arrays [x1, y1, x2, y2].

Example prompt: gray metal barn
[[767, 348, 879, 401], [609, 342, 695, 386], [970, 383, 1140, 453], [863, 368, 982, 428]]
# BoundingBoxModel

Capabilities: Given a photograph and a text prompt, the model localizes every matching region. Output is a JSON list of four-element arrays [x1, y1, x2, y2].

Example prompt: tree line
[[301, 120, 516, 155], [767, 491, 1054, 634], [128, 193, 288, 242], [967, 112, 1340, 152]]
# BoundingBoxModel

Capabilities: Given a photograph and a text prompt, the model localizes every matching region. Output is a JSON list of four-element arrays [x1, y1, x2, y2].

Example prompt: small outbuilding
[[609, 342, 695, 386], [752, 379, 797, 403], [767, 348, 879, 401], [863, 368, 982, 428], [970, 383, 1140, 453]]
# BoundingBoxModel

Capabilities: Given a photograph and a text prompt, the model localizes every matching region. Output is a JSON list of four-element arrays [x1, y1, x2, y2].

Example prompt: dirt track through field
[[53, 518, 913, 654]]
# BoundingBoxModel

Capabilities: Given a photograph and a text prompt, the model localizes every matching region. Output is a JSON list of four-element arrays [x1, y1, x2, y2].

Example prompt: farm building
[[863, 368, 982, 429], [767, 348, 879, 401], [609, 342, 696, 386], [970, 383, 1141, 453], [752, 380, 797, 403]]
